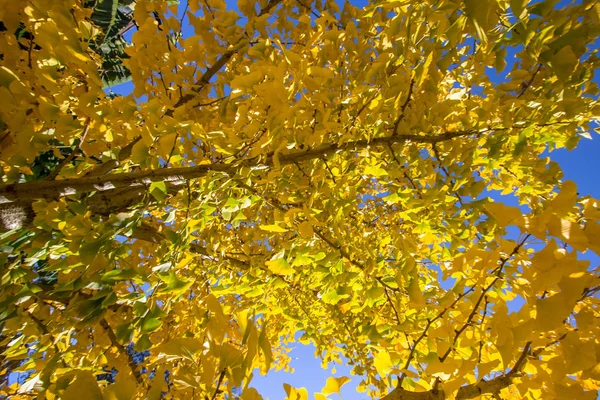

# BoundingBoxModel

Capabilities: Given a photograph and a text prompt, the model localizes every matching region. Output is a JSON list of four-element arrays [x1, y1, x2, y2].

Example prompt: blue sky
[[100, 0, 600, 398]]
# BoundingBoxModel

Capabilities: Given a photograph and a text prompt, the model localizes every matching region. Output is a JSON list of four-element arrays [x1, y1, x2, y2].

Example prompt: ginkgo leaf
[[3, 1, 600, 399], [408, 277, 426, 309], [298, 221, 314, 239], [535, 293, 570, 332], [61, 371, 103, 400], [484, 202, 524, 228], [321, 290, 349, 305], [103, 376, 138, 400], [241, 387, 264, 400], [158, 338, 204, 361], [259, 324, 273, 373], [364, 165, 388, 177], [284, 384, 309, 400], [266, 253, 294, 275], [414, 51, 434, 86], [260, 224, 289, 232], [322, 376, 351, 396], [373, 351, 394, 378], [550, 180, 578, 216]]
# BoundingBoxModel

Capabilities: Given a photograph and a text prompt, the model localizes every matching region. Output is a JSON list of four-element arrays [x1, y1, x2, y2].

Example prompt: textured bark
[[381, 375, 516, 400], [0, 201, 36, 231], [0, 183, 184, 232], [0, 130, 475, 204]]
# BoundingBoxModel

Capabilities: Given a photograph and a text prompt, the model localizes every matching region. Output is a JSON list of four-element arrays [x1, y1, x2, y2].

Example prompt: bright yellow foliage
[[0, 0, 599, 399]]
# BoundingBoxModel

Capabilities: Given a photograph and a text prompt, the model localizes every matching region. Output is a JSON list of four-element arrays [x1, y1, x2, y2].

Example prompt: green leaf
[[135, 334, 153, 351], [101, 268, 138, 283], [141, 317, 162, 333], [150, 181, 167, 201], [321, 290, 349, 305], [79, 240, 104, 264], [159, 272, 193, 296], [115, 323, 134, 344]]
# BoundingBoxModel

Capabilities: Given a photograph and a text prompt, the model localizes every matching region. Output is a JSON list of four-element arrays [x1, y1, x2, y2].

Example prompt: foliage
[[0, 0, 600, 399], [1, 0, 137, 89], [86, 0, 137, 87]]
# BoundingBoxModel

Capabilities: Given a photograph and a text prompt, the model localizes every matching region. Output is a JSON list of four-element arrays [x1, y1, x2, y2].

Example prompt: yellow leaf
[[62, 371, 103, 400], [547, 216, 588, 251], [484, 202, 524, 228], [364, 164, 388, 177], [241, 387, 263, 400], [157, 133, 178, 158], [322, 376, 351, 396], [259, 323, 273, 373], [585, 221, 600, 255], [414, 52, 434, 86], [0, 66, 20, 87], [283, 384, 309, 400], [260, 224, 289, 232], [550, 180, 578, 216], [298, 221, 314, 240], [373, 351, 394, 377], [561, 333, 597, 373], [266, 251, 294, 275], [103, 376, 138, 400], [158, 338, 203, 361], [535, 293, 570, 332], [551, 46, 579, 81], [408, 277, 426, 309]]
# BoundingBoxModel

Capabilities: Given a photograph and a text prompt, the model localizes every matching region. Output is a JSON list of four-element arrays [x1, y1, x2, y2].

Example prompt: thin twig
[[26, 310, 67, 367], [517, 64, 542, 98], [384, 288, 401, 325], [397, 287, 475, 387], [99, 318, 146, 386], [46, 117, 91, 180], [166, 133, 179, 166], [322, 159, 336, 183], [439, 235, 531, 362], [210, 369, 227, 400], [392, 79, 414, 135]]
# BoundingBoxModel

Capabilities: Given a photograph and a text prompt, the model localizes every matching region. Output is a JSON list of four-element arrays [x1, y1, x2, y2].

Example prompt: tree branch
[[0, 129, 477, 203], [99, 318, 146, 387], [439, 234, 530, 362], [46, 118, 91, 180], [171, 0, 283, 110], [397, 287, 475, 387], [392, 79, 414, 136]]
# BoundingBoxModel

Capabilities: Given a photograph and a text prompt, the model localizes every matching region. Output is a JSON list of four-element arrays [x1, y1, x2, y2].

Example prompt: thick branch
[[0, 130, 475, 203], [383, 373, 517, 400]]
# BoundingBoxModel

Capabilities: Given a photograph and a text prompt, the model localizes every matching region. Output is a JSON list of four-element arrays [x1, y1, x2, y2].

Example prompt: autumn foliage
[[1, 0, 600, 398]]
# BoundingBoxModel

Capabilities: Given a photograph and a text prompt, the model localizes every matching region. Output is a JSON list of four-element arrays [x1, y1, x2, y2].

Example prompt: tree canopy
[[1, 0, 600, 399]]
